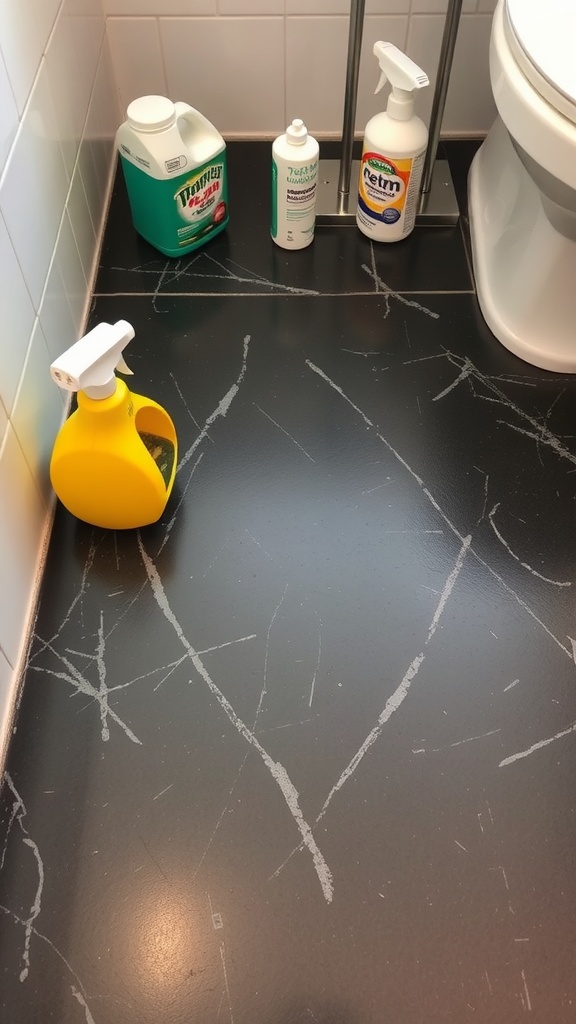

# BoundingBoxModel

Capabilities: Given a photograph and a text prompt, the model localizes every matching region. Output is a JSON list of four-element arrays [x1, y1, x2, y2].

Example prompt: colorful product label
[[271, 158, 318, 247], [120, 151, 229, 257], [357, 149, 423, 236]]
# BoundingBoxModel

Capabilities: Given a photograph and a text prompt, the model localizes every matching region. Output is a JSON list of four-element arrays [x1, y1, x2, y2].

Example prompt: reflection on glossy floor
[[2, 143, 576, 1023]]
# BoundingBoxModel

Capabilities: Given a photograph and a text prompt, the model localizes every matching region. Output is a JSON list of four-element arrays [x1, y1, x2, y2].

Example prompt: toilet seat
[[491, 0, 576, 190], [505, 0, 576, 124]]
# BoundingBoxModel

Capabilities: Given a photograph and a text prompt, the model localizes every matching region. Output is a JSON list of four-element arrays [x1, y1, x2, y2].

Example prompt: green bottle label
[[271, 158, 278, 239], [120, 151, 229, 257]]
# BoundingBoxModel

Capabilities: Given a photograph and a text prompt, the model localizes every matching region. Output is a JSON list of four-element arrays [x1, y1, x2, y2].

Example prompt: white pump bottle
[[356, 42, 429, 243]]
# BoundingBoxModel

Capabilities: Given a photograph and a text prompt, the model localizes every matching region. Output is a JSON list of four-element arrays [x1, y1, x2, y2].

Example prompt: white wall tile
[[84, 33, 120, 237], [107, 18, 166, 115], [0, 214, 36, 416], [46, 3, 86, 178], [220, 0, 283, 12], [69, 0, 103, 14], [67, 168, 97, 290], [69, 2, 106, 124], [407, 13, 496, 134], [411, 0, 475, 12], [56, 214, 89, 335], [286, 15, 408, 137], [11, 319, 66, 507], [0, 426, 47, 667], [39, 251, 78, 364], [287, 0, 409, 11], [161, 18, 285, 135], [90, 32, 121, 145], [0, 51, 18, 170], [104, 0, 215, 11], [0, 60, 69, 310], [0, 0, 61, 114]]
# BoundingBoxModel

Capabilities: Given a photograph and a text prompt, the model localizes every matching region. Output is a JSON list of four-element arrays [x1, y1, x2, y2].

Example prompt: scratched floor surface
[[2, 143, 576, 1023]]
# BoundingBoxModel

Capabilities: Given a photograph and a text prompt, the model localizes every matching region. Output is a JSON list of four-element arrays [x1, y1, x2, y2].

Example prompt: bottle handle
[[173, 100, 194, 120], [173, 101, 220, 139]]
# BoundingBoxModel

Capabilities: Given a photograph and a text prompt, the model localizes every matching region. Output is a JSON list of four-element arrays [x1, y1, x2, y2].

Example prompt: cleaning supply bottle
[[357, 42, 429, 243], [271, 119, 319, 250], [116, 95, 228, 257], [50, 321, 178, 530]]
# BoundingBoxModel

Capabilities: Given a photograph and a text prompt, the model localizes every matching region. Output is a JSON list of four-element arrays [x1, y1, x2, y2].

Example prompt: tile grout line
[[92, 289, 477, 298]]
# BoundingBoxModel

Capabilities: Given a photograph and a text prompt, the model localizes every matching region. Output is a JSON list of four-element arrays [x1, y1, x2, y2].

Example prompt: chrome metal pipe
[[420, 0, 463, 195], [336, 0, 366, 210]]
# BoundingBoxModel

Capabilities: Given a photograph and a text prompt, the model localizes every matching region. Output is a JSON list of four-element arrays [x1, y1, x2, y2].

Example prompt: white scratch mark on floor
[[178, 335, 250, 473], [170, 372, 203, 432], [504, 679, 520, 692], [196, 634, 258, 658], [363, 244, 440, 318], [159, 452, 205, 553], [139, 539, 334, 902], [152, 783, 174, 802], [220, 942, 234, 1024], [485, 970, 493, 995], [3, 775, 45, 984], [308, 617, 322, 709], [71, 986, 97, 1023], [362, 482, 390, 495], [305, 359, 573, 659], [521, 969, 532, 1011], [255, 403, 316, 462], [413, 728, 501, 754], [489, 503, 571, 587], [30, 536, 98, 660], [454, 840, 467, 853], [500, 720, 576, 767], [316, 535, 470, 819], [432, 357, 475, 401], [30, 638, 141, 746]]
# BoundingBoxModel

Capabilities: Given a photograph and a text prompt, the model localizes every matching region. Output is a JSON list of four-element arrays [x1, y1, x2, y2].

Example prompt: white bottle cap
[[285, 119, 308, 145], [127, 96, 176, 132]]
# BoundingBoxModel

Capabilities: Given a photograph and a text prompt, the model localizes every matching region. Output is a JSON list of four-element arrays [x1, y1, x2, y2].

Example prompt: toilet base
[[469, 117, 576, 373]]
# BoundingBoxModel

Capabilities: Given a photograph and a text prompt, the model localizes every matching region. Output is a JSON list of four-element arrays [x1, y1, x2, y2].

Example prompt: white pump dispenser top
[[285, 118, 309, 145], [51, 320, 135, 400], [373, 41, 429, 121]]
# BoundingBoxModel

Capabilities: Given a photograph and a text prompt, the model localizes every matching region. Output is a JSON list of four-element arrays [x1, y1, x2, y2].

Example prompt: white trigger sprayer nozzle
[[51, 320, 135, 400], [373, 41, 429, 121]]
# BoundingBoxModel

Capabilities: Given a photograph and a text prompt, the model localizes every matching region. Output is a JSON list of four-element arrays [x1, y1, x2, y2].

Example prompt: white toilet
[[468, 0, 576, 372]]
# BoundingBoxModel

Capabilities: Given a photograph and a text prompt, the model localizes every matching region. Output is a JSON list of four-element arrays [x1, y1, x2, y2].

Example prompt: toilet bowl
[[468, 0, 576, 372]]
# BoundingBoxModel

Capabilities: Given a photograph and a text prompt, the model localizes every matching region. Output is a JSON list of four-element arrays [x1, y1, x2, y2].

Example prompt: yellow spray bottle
[[50, 320, 178, 529]]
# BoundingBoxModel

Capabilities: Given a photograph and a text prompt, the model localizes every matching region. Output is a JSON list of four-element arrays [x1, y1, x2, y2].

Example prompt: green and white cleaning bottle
[[271, 119, 319, 250], [116, 95, 229, 257], [357, 42, 429, 243]]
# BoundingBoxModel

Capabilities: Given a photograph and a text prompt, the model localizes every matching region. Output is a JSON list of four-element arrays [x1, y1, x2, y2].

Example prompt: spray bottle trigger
[[116, 355, 133, 375], [375, 71, 387, 95]]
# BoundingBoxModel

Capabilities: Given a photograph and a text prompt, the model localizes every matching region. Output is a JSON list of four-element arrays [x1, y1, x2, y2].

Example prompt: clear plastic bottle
[[271, 119, 319, 250]]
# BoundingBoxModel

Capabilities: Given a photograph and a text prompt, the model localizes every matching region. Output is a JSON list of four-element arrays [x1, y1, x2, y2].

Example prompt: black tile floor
[[2, 142, 576, 1023]]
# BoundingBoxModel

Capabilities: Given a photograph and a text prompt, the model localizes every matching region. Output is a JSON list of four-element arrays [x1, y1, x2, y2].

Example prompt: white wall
[[105, 0, 497, 138], [0, 0, 119, 761]]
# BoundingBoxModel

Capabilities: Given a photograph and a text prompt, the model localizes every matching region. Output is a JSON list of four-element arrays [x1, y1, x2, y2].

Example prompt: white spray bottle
[[357, 42, 429, 243]]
